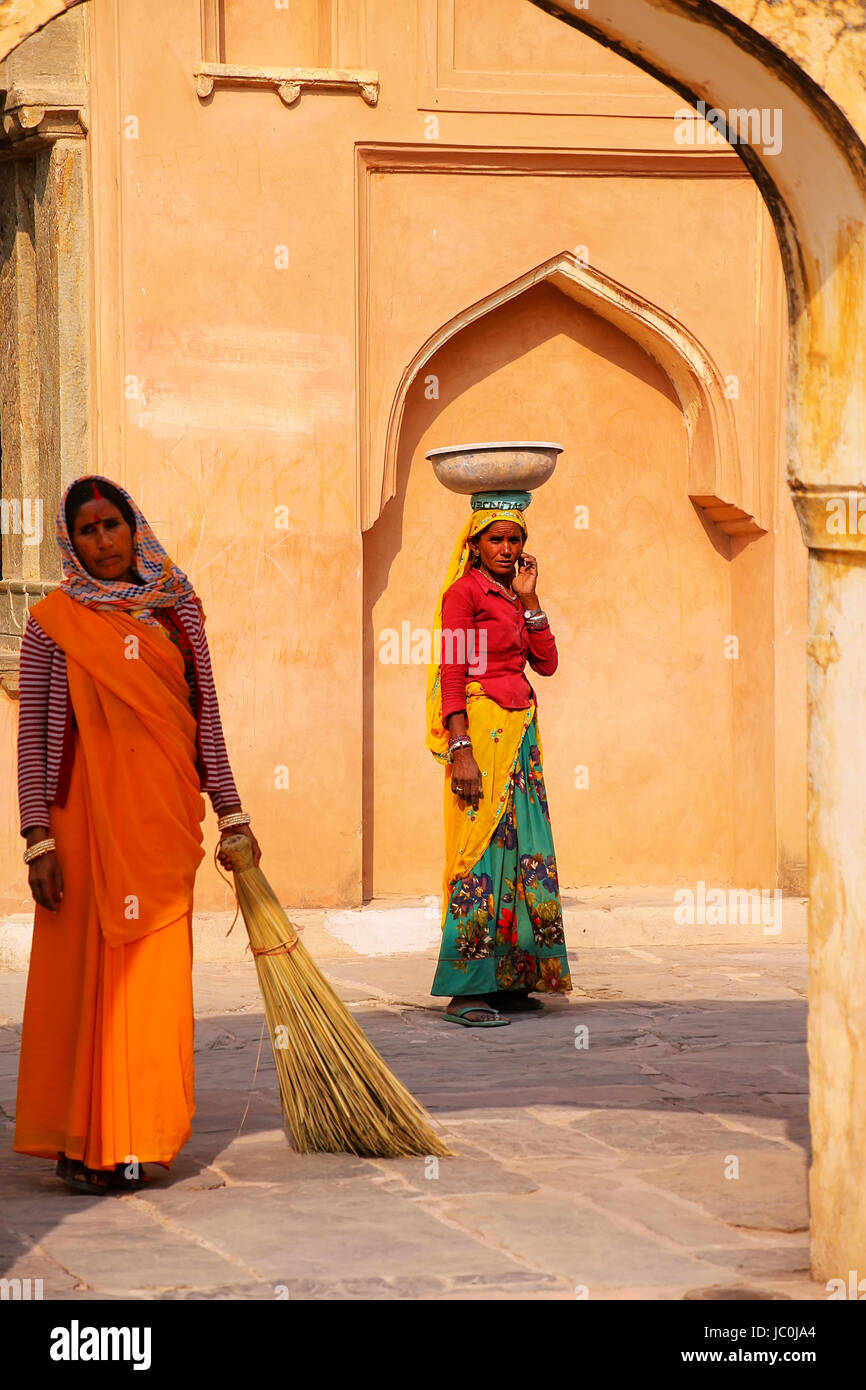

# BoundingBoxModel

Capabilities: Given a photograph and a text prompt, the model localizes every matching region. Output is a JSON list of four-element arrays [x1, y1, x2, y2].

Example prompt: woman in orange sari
[[14, 476, 259, 1193]]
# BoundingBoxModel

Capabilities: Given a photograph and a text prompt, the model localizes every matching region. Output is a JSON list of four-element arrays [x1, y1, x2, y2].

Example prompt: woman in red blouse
[[426, 492, 572, 1025], [15, 475, 258, 1192]]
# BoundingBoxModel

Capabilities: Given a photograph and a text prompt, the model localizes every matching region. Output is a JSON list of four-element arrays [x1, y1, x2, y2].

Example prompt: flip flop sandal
[[55, 1156, 113, 1195], [442, 1004, 510, 1028]]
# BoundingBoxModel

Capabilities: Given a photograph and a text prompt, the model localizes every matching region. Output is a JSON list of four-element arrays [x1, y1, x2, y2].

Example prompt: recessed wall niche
[[200, 0, 367, 70]]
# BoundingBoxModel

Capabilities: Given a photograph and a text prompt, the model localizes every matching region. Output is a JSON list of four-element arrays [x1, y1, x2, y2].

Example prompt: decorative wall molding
[[196, 0, 375, 104], [418, 0, 680, 116], [358, 141, 744, 178], [193, 61, 378, 107]]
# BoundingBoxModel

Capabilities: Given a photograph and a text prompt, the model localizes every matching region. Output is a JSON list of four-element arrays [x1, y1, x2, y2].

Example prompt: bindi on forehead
[[72, 500, 123, 534]]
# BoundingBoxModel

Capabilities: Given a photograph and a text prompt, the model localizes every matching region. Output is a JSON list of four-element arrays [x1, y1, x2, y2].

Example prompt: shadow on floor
[[0, 993, 809, 1282]]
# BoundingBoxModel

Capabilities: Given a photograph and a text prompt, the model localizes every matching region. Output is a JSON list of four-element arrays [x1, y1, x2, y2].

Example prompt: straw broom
[[218, 833, 452, 1158]]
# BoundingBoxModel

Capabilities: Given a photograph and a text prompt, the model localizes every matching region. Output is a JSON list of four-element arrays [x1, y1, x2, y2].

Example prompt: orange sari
[[14, 590, 206, 1170]]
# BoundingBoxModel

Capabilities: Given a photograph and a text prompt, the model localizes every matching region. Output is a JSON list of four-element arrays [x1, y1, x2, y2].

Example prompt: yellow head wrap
[[426, 492, 530, 761]]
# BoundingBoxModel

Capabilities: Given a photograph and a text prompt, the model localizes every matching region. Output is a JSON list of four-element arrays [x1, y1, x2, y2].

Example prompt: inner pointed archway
[[382, 250, 763, 547]]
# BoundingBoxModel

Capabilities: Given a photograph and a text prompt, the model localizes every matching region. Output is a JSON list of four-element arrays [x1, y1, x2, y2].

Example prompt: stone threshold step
[[0, 889, 808, 969]]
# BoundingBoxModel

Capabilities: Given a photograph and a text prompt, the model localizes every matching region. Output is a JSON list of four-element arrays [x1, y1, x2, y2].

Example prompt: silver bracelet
[[217, 811, 251, 831], [448, 736, 472, 757]]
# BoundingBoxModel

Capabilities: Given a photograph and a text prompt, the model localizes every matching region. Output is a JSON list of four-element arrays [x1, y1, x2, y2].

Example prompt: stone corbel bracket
[[691, 494, 765, 539], [789, 483, 866, 553], [0, 654, 22, 699], [1, 84, 88, 154], [193, 62, 379, 107]]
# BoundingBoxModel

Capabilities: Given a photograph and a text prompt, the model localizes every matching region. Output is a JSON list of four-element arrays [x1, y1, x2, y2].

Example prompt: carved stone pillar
[[789, 486, 866, 1276], [0, 6, 90, 697]]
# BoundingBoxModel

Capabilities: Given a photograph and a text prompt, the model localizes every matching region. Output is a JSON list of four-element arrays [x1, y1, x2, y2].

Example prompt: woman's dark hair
[[65, 478, 136, 536]]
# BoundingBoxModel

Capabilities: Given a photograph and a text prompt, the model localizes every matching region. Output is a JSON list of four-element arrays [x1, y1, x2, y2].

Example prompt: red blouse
[[439, 566, 559, 720]]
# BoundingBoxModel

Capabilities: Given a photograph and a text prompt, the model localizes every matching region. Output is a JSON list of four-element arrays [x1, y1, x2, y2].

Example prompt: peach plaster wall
[[0, 0, 801, 913]]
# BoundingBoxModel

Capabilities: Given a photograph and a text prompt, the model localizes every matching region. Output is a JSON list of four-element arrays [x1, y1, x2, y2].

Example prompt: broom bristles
[[224, 839, 452, 1158]]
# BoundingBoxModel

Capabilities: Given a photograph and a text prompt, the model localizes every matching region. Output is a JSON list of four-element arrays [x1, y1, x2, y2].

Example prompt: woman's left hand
[[513, 552, 539, 604], [217, 823, 262, 870]]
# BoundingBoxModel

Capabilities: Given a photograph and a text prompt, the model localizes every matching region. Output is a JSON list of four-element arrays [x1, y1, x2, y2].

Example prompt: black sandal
[[56, 1155, 113, 1195], [111, 1162, 147, 1191]]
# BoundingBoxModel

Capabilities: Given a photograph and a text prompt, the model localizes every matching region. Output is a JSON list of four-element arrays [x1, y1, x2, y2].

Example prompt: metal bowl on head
[[426, 441, 563, 495]]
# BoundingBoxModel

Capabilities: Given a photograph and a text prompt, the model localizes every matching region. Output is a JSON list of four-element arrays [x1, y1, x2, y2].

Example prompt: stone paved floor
[[0, 945, 827, 1300]]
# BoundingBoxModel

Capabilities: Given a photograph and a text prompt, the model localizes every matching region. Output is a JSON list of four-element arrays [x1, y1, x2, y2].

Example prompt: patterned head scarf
[[426, 491, 531, 761], [58, 475, 198, 628]]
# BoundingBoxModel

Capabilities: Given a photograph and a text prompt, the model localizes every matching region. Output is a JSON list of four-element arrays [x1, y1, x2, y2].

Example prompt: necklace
[[484, 570, 518, 603]]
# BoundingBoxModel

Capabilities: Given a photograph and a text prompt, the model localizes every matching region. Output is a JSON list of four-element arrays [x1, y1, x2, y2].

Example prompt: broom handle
[[213, 833, 255, 937], [216, 832, 301, 949], [220, 832, 256, 872]]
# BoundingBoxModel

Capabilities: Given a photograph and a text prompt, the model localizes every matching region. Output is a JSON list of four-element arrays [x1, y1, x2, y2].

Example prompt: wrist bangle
[[218, 811, 251, 832], [448, 737, 472, 758], [24, 837, 56, 864]]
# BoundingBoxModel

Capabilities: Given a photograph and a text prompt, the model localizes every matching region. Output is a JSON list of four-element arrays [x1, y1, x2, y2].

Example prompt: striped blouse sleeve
[[17, 617, 57, 834], [174, 600, 242, 814]]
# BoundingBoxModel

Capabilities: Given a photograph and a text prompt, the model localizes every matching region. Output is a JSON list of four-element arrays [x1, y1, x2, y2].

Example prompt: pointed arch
[[379, 250, 761, 541]]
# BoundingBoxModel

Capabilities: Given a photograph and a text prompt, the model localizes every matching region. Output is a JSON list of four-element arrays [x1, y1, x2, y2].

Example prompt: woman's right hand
[[26, 828, 64, 913], [451, 747, 483, 810]]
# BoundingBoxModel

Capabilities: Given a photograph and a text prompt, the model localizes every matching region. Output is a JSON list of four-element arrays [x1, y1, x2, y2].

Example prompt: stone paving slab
[[436, 1190, 728, 1289], [0, 945, 830, 1300]]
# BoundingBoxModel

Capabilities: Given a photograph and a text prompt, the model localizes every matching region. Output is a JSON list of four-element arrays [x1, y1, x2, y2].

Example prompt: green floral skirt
[[431, 715, 572, 998]]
